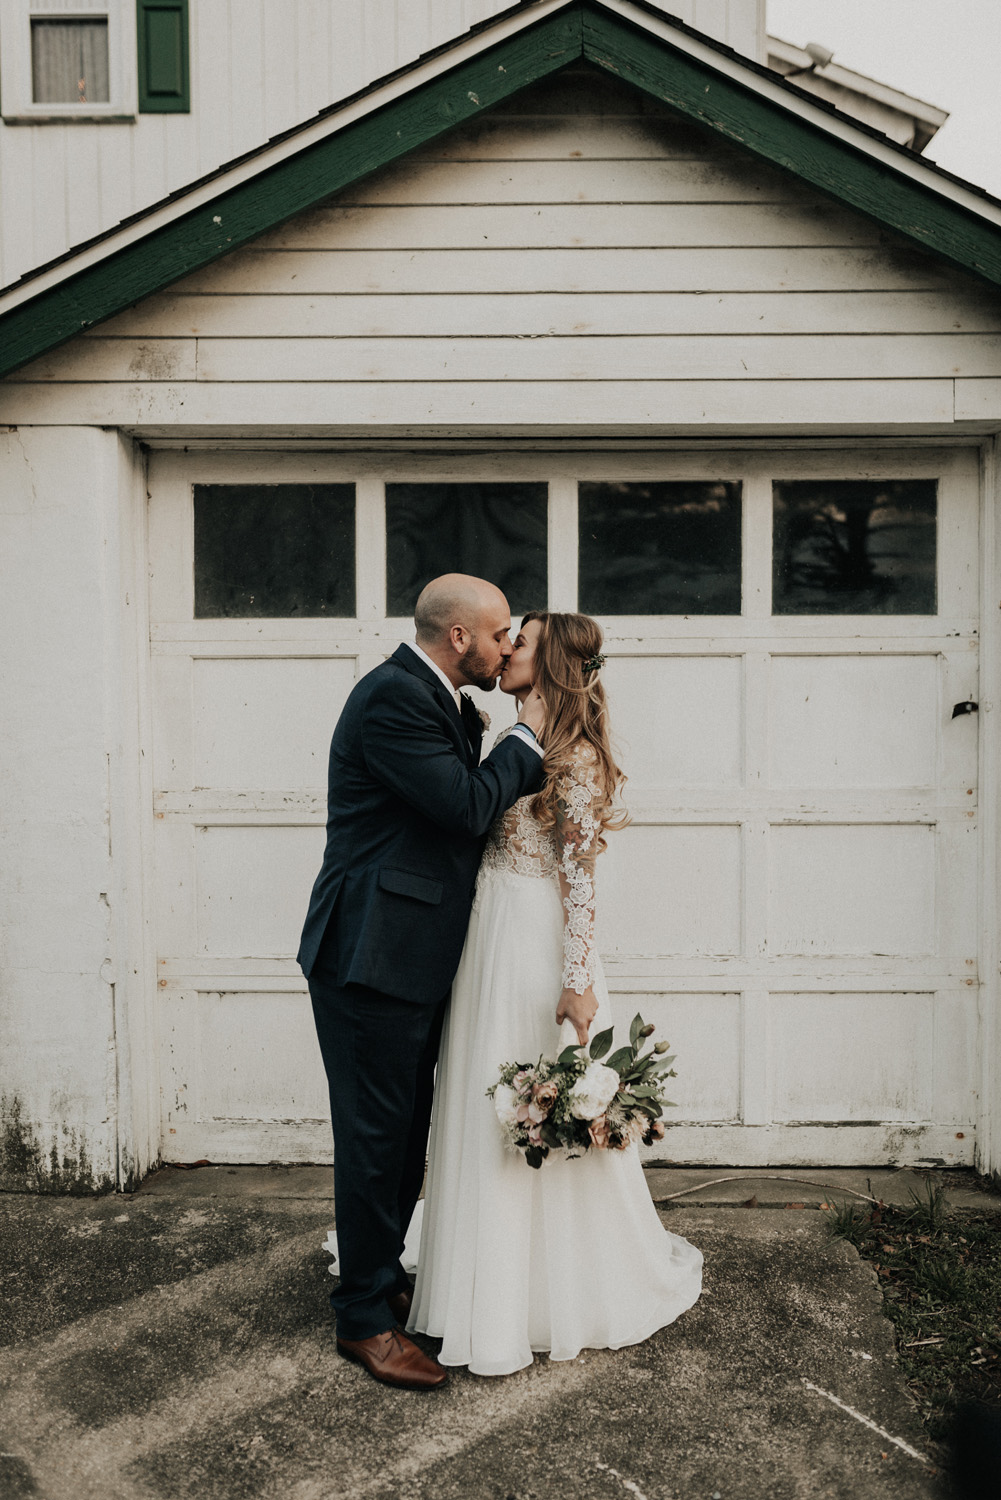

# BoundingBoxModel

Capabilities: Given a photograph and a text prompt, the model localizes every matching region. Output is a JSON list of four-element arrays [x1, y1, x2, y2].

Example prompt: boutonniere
[[477, 708, 491, 732]]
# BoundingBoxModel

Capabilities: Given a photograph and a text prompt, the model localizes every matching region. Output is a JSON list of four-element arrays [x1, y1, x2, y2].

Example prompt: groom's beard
[[460, 635, 500, 692]]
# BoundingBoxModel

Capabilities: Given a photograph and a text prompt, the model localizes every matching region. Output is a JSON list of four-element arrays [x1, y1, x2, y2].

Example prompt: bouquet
[[487, 1014, 677, 1169]]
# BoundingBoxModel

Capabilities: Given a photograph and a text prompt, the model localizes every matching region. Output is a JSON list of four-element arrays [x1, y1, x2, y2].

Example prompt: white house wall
[[3, 67, 1001, 1184], [0, 0, 765, 290], [3, 71, 1000, 435], [0, 426, 150, 1191]]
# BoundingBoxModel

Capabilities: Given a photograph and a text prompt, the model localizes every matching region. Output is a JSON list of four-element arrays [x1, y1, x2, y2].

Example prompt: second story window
[[0, 0, 188, 121], [30, 17, 110, 104]]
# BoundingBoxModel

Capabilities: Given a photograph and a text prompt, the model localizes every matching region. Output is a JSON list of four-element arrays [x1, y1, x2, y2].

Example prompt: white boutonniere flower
[[477, 708, 491, 732]]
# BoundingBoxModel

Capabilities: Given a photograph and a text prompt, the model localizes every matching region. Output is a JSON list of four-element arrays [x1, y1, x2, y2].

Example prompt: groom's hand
[[556, 986, 598, 1046], [517, 688, 546, 741]]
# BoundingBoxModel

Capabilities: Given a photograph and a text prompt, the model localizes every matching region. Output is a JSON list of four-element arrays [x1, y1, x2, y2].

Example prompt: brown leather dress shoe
[[387, 1284, 413, 1325], [336, 1328, 448, 1390]]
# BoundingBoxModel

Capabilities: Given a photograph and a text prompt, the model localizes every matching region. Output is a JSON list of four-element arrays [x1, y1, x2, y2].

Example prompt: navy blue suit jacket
[[297, 645, 545, 1004]]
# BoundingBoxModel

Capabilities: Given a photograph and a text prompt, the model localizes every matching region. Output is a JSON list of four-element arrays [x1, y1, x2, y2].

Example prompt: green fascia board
[[0, 8, 583, 380], [2, 0, 1000, 382], [581, 7, 1001, 286]]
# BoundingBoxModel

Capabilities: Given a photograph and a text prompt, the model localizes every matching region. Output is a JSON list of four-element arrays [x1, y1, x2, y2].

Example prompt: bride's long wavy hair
[[521, 610, 628, 850]]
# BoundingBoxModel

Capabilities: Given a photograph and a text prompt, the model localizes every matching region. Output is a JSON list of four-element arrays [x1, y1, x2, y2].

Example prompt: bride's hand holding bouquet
[[487, 1013, 677, 1169], [556, 984, 598, 1046]]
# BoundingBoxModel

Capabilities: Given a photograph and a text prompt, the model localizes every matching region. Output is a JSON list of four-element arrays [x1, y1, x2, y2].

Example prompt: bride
[[407, 610, 703, 1376]]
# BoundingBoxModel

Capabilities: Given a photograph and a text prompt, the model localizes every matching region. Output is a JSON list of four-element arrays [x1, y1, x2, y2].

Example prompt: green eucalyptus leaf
[[558, 1044, 583, 1068], [589, 1027, 614, 1061], [606, 1046, 635, 1074], [629, 1013, 644, 1048]]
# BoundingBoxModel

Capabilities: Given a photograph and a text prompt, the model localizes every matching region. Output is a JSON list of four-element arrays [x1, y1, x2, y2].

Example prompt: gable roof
[[2, 0, 1001, 382]]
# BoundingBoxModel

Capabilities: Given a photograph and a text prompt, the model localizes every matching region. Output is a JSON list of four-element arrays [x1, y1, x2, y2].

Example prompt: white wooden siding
[[0, 0, 765, 289], [5, 72, 1000, 435]]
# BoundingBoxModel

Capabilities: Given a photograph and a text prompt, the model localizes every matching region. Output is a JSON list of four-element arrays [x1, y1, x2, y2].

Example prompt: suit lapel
[[458, 693, 484, 762], [391, 644, 472, 758]]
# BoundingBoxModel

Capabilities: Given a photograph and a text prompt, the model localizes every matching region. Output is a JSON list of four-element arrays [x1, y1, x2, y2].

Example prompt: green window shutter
[[137, 0, 189, 113]]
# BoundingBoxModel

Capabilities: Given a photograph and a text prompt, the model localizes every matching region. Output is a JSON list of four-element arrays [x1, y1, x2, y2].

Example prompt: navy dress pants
[[308, 943, 448, 1342]]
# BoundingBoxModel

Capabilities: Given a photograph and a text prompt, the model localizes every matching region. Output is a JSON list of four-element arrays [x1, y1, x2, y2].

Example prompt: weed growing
[[823, 1181, 1001, 1440]]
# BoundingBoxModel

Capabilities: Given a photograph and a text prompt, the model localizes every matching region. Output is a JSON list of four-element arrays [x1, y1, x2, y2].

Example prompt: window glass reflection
[[772, 480, 937, 615], [194, 484, 356, 617], [578, 481, 742, 615], [386, 482, 548, 616]]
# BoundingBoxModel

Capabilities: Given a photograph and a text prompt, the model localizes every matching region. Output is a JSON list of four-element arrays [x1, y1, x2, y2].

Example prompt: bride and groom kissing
[[298, 574, 703, 1390]]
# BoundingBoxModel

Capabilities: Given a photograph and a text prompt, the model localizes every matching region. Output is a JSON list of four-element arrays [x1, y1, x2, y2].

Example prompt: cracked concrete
[[0, 1167, 963, 1500]]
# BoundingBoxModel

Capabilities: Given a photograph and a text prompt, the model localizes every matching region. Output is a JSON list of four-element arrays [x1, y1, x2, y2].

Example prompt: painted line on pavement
[[801, 1379, 930, 1464]]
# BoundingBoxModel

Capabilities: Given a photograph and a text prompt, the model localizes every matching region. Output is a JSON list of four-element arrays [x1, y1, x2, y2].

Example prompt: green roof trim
[[581, 8, 1001, 284], [1, 0, 1000, 381]]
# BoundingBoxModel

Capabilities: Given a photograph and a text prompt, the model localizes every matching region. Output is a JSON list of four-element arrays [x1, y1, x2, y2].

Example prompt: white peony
[[568, 1062, 621, 1121], [492, 1083, 521, 1128]]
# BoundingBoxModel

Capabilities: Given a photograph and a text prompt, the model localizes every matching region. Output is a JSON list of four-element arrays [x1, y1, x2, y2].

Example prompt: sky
[[766, 0, 1001, 198]]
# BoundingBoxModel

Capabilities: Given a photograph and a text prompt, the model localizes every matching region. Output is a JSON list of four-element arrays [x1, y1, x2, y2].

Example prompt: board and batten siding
[[4, 71, 1001, 433], [0, 0, 765, 290]]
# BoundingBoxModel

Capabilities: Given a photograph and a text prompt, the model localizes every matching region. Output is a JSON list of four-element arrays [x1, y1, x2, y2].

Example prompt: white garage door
[[148, 446, 980, 1167]]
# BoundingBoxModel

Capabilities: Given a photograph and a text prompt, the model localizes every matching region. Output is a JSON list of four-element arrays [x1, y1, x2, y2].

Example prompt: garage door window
[[386, 482, 548, 616], [773, 479, 937, 615], [578, 481, 742, 615], [193, 484, 356, 618]]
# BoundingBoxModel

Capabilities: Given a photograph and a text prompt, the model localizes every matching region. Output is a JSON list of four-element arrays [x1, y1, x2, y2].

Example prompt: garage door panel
[[195, 826, 323, 957], [769, 992, 934, 1122], [930, 991, 980, 1125], [195, 992, 329, 1122], [937, 819, 980, 959], [768, 823, 936, 956], [605, 655, 742, 789], [160, 990, 329, 1125], [768, 655, 938, 789], [153, 818, 198, 961], [609, 990, 741, 1121], [151, 653, 195, 791], [599, 824, 742, 957], [940, 649, 980, 791], [192, 656, 356, 789]]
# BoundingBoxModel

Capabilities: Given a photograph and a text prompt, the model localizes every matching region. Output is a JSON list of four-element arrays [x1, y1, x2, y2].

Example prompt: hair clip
[[582, 652, 605, 674]]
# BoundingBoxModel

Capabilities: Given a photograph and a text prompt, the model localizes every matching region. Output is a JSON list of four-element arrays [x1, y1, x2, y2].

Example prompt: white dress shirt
[[403, 641, 543, 757]]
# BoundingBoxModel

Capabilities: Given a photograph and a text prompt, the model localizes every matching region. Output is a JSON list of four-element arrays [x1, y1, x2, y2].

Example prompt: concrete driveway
[[0, 1166, 968, 1500]]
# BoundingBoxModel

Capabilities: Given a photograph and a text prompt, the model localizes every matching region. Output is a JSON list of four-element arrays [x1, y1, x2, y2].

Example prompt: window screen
[[31, 18, 110, 104], [194, 484, 356, 618], [385, 483, 548, 616], [578, 481, 742, 615], [773, 479, 937, 614]]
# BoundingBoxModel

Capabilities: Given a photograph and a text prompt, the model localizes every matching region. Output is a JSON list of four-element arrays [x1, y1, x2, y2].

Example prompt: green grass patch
[[823, 1181, 1001, 1440]]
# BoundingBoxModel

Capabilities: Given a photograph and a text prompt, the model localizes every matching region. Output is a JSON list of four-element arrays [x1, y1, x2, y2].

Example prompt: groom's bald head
[[414, 573, 508, 647], [413, 574, 513, 690]]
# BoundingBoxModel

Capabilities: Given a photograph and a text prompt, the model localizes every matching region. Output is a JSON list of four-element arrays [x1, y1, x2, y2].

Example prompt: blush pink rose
[[531, 1080, 559, 1115]]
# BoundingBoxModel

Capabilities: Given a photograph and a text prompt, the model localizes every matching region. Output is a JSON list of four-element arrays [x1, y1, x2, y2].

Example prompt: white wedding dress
[[405, 735, 704, 1376]]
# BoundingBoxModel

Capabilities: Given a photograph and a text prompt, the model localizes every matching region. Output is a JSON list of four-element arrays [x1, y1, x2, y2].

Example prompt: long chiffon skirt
[[407, 865, 703, 1376]]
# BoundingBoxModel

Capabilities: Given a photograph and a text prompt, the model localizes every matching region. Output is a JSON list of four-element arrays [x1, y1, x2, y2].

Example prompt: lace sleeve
[[555, 742, 602, 994]]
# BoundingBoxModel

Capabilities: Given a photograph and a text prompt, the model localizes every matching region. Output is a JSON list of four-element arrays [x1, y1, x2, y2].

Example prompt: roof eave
[[1, 0, 1000, 383]]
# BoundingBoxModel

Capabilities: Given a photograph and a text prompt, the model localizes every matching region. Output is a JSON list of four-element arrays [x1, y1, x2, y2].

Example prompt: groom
[[298, 574, 546, 1389]]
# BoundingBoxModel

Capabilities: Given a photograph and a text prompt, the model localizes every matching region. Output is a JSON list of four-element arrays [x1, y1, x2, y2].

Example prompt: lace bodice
[[480, 734, 602, 994]]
